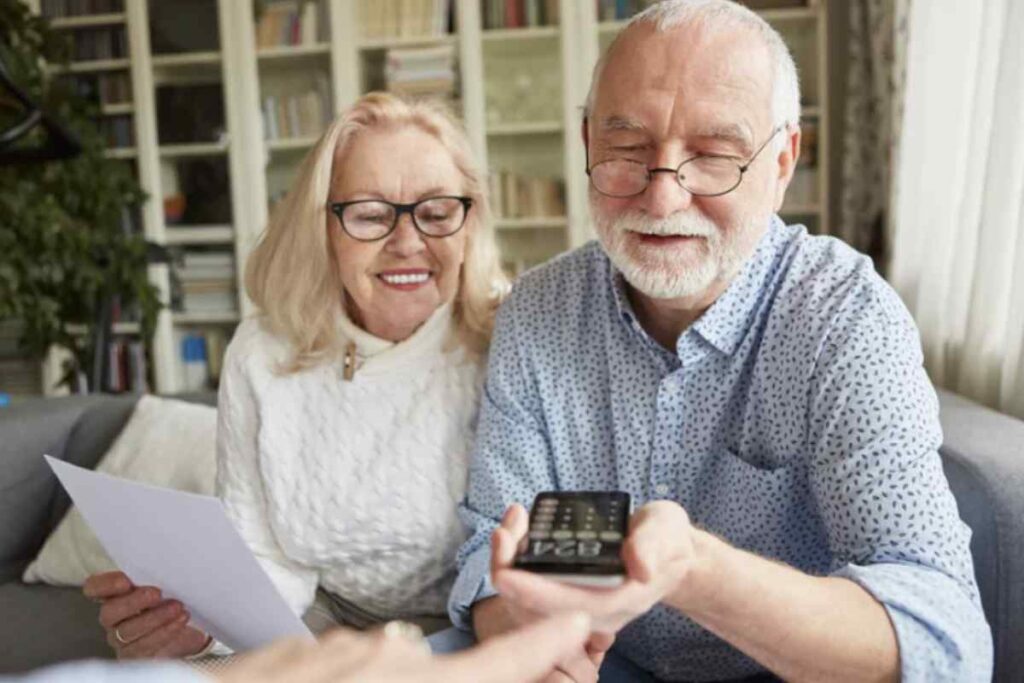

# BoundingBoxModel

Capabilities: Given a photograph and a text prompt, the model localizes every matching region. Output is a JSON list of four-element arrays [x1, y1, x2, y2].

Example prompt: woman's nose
[[383, 212, 427, 256]]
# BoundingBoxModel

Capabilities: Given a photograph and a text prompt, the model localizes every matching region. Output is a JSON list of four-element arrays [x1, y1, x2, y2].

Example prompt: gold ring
[[114, 626, 131, 645]]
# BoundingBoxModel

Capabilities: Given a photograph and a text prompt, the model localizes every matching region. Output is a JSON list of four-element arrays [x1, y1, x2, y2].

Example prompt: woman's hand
[[83, 571, 210, 659], [216, 612, 592, 683]]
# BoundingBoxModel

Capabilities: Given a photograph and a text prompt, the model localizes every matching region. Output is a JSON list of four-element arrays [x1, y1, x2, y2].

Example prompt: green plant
[[0, 2, 161, 391]]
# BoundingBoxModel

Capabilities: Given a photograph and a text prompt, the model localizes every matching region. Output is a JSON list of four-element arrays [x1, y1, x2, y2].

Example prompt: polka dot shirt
[[447, 218, 992, 682]]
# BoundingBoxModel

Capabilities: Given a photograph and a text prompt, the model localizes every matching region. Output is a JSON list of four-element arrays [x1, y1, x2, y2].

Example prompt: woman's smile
[[377, 268, 433, 291]]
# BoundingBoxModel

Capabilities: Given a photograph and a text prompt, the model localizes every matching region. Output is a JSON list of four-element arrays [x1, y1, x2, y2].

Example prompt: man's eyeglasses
[[586, 124, 787, 199], [327, 196, 473, 242]]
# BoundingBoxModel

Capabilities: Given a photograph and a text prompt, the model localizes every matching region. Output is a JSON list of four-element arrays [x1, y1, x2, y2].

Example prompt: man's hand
[[83, 571, 210, 659], [491, 500, 702, 636], [216, 612, 593, 683]]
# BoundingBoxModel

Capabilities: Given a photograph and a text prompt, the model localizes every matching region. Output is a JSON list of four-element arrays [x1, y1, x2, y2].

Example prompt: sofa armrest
[[0, 395, 137, 583], [937, 389, 1024, 683]]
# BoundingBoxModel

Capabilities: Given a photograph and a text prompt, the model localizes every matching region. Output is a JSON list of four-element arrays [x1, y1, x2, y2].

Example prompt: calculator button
[[529, 530, 551, 540], [576, 531, 597, 540], [532, 522, 552, 531], [538, 498, 558, 508], [599, 531, 623, 542], [552, 530, 574, 540], [534, 513, 555, 522]]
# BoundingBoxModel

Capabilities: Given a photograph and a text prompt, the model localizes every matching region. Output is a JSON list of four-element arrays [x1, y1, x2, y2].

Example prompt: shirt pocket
[[690, 447, 799, 556]]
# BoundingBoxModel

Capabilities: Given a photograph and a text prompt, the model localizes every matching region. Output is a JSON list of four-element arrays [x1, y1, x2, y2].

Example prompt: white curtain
[[889, 0, 1024, 419]]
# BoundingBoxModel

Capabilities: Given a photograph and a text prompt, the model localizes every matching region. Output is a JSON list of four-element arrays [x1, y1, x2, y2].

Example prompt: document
[[45, 455, 313, 652]]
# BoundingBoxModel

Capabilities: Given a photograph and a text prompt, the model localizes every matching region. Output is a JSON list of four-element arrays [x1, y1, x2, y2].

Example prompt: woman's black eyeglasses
[[327, 196, 473, 242]]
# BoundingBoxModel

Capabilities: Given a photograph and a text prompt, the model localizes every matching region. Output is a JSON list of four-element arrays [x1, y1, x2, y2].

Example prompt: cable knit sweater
[[215, 302, 483, 622]]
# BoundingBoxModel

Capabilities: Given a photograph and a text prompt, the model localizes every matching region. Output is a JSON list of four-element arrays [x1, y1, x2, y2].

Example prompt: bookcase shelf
[[267, 136, 319, 152], [257, 43, 331, 61], [52, 58, 130, 74], [487, 121, 563, 136], [151, 51, 222, 68], [103, 147, 137, 159], [50, 12, 127, 29], [101, 102, 135, 115], [33, 0, 832, 395], [481, 26, 560, 42], [158, 141, 229, 158], [173, 312, 241, 326], [496, 217, 567, 230], [164, 225, 235, 246], [358, 34, 457, 50]]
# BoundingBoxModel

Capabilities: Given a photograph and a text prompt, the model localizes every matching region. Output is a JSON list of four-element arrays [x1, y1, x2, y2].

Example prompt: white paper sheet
[[44, 455, 313, 652]]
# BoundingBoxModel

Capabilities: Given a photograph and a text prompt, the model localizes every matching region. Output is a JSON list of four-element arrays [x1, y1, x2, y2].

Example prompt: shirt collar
[[607, 215, 791, 361], [689, 215, 789, 357]]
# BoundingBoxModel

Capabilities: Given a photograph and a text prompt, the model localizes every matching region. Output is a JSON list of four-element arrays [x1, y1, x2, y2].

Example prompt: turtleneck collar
[[335, 299, 457, 376]]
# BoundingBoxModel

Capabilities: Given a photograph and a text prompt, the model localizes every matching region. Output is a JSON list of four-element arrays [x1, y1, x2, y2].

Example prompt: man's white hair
[[584, 0, 801, 145]]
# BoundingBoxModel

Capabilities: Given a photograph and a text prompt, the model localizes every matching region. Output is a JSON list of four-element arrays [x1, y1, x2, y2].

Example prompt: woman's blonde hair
[[245, 92, 508, 372]]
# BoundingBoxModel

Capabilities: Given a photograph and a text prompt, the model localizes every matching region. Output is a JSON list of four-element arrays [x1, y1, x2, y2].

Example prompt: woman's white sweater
[[215, 303, 483, 620]]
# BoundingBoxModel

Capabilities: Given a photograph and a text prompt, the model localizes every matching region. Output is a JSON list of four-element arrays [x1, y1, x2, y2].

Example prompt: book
[[359, 0, 450, 38]]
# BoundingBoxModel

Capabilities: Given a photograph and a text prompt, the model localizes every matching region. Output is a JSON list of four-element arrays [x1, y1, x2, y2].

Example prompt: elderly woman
[[82, 92, 508, 659]]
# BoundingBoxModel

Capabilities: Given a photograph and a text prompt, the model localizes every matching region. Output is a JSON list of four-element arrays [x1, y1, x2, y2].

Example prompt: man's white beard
[[592, 203, 745, 299]]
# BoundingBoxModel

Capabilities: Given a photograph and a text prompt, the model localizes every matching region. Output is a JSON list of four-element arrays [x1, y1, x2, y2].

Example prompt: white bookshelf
[[34, 0, 833, 394]]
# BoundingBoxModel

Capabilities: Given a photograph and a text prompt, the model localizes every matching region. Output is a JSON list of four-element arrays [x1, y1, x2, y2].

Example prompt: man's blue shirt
[[449, 219, 992, 682]]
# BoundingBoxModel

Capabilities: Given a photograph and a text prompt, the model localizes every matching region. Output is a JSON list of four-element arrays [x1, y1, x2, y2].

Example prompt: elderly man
[[447, 1, 992, 682]]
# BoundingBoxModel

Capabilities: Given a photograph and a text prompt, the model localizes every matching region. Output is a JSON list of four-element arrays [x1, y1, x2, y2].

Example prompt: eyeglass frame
[[326, 195, 474, 242], [584, 122, 789, 199]]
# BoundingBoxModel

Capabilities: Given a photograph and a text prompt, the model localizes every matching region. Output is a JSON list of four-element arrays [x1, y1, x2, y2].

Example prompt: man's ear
[[773, 123, 801, 211]]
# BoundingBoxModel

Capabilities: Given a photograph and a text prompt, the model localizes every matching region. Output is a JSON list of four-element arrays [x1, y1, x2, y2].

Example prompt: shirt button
[[654, 483, 669, 496]]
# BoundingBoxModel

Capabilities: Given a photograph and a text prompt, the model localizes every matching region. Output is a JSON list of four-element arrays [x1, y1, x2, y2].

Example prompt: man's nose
[[637, 168, 694, 219]]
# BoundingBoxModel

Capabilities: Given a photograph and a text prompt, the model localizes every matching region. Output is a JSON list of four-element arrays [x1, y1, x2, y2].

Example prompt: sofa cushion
[[22, 396, 218, 587], [0, 395, 137, 584], [0, 583, 111, 673]]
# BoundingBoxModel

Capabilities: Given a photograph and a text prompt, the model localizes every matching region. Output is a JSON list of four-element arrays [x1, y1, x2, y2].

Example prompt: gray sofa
[[1, 391, 1023, 680]]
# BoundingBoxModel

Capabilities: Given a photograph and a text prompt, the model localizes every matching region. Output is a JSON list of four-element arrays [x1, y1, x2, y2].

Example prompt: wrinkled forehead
[[592, 21, 775, 146]]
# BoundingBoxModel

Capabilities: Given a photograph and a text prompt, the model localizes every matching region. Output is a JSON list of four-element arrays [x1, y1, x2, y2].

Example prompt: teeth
[[381, 272, 430, 285]]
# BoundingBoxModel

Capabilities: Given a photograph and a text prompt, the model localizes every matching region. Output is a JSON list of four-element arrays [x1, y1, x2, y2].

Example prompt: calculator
[[513, 491, 631, 587]]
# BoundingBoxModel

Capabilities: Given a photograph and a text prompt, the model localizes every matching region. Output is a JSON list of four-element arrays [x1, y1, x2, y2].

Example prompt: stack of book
[[99, 72, 131, 104], [488, 170, 565, 219], [800, 118, 818, 167], [255, 0, 323, 48], [105, 339, 147, 394], [262, 76, 331, 140], [176, 328, 229, 391], [385, 45, 457, 101], [41, 0, 123, 17], [69, 26, 127, 61], [174, 251, 238, 315], [359, 0, 451, 39], [482, 0, 561, 29], [594, 0, 662, 21], [101, 115, 133, 148]]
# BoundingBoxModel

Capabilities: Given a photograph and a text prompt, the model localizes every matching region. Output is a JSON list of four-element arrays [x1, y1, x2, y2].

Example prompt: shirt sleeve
[[447, 292, 558, 632], [0, 660, 207, 683], [216, 337, 319, 628], [806, 276, 993, 681]]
